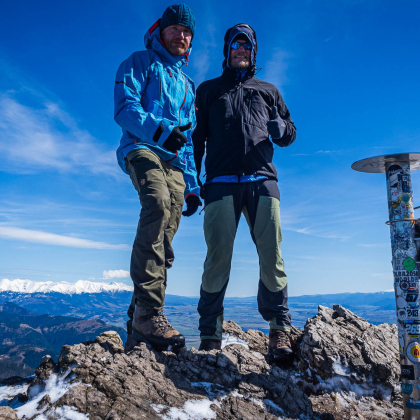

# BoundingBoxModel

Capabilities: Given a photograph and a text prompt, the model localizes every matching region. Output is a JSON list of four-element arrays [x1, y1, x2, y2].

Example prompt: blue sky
[[0, 0, 419, 297]]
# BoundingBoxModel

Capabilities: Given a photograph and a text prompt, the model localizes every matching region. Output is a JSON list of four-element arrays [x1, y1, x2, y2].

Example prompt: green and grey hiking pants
[[198, 179, 291, 340], [125, 149, 185, 329]]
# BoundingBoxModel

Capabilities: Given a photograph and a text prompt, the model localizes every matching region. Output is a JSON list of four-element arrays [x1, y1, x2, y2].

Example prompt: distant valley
[[0, 301, 126, 380]]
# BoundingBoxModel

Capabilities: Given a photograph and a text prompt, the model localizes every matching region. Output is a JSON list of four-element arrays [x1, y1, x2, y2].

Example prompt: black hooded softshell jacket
[[193, 69, 296, 182]]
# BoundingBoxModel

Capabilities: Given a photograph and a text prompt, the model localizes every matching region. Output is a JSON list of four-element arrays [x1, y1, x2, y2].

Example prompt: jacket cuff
[[155, 119, 175, 146], [184, 185, 200, 200], [184, 192, 197, 202]]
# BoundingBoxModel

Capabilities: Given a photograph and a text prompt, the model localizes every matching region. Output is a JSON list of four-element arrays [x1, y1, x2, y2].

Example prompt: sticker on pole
[[401, 364, 415, 380], [404, 258, 417, 272], [406, 342, 420, 363]]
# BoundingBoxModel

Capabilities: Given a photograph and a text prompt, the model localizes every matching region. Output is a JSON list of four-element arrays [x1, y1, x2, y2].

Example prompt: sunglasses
[[231, 41, 252, 50]]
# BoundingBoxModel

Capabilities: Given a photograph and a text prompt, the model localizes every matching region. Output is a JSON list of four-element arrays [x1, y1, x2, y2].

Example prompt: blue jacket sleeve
[[113, 52, 174, 146], [183, 131, 201, 199], [182, 80, 200, 199]]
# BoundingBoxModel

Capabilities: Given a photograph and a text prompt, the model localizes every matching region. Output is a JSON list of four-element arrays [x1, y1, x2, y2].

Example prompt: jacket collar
[[222, 67, 254, 83], [144, 19, 191, 69]]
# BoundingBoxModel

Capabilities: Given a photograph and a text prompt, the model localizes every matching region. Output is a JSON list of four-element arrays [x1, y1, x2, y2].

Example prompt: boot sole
[[132, 329, 185, 352], [268, 349, 293, 357]]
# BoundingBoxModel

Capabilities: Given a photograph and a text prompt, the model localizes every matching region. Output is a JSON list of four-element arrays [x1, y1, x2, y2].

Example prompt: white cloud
[[0, 226, 130, 250], [0, 93, 120, 177], [102, 269, 130, 279], [357, 243, 389, 247], [263, 49, 290, 92], [285, 226, 350, 241], [371, 273, 394, 279]]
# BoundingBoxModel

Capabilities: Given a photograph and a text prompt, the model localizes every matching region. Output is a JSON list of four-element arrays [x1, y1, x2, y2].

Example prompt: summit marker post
[[352, 153, 420, 419]]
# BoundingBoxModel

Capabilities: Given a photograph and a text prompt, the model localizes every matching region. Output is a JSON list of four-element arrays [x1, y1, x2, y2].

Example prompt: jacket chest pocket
[[209, 92, 234, 129], [246, 89, 270, 132]]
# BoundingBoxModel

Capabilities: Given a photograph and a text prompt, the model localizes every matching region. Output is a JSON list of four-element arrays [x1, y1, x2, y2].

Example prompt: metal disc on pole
[[351, 152, 420, 420], [352, 153, 420, 173]]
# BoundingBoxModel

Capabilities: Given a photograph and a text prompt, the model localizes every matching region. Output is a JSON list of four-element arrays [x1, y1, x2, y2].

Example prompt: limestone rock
[[0, 407, 18, 420], [298, 304, 400, 398], [1, 307, 403, 419]]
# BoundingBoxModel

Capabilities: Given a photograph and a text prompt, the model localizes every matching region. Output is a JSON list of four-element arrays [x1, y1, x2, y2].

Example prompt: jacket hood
[[144, 19, 191, 68], [223, 23, 257, 70]]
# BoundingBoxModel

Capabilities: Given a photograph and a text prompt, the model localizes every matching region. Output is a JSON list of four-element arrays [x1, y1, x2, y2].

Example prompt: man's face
[[161, 25, 192, 56], [229, 38, 251, 69]]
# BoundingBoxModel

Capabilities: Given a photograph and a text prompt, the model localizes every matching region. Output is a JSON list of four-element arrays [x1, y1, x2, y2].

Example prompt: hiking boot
[[268, 329, 293, 357], [199, 339, 222, 351], [132, 304, 185, 352]]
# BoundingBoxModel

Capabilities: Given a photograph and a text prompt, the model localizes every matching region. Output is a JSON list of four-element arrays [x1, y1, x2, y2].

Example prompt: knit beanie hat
[[160, 4, 196, 39]]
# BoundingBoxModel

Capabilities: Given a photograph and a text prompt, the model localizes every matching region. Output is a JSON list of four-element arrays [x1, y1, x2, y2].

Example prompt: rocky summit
[[1, 305, 402, 420]]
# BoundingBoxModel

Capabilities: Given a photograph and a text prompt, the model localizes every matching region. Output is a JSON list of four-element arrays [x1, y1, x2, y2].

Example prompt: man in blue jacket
[[193, 24, 296, 357], [114, 4, 201, 352]]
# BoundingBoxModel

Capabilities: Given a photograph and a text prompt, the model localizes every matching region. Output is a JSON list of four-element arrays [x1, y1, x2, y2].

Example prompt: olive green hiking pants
[[198, 180, 291, 340], [125, 149, 185, 327]]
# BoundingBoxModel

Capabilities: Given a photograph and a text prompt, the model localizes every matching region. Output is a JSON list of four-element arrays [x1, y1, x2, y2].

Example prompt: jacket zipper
[[178, 71, 188, 126], [239, 82, 245, 176]]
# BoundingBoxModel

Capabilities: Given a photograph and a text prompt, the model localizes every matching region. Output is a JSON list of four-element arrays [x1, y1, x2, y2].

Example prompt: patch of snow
[[15, 370, 80, 419], [0, 278, 133, 295], [190, 383, 286, 418], [331, 357, 351, 376], [152, 399, 217, 420], [0, 383, 29, 406], [190, 382, 226, 400], [221, 333, 249, 349], [35, 406, 89, 420]]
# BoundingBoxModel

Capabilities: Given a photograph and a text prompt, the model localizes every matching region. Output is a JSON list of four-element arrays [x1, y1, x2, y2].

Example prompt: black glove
[[267, 106, 286, 141], [162, 122, 191, 153], [182, 194, 202, 217]]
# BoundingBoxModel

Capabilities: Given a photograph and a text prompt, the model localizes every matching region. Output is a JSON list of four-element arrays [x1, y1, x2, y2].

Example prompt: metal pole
[[352, 153, 420, 419]]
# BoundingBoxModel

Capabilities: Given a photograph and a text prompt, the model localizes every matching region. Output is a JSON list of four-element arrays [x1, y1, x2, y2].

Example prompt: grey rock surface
[[0, 406, 18, 420], [297, 305, 400, 397], [1, 305, 403, 419]]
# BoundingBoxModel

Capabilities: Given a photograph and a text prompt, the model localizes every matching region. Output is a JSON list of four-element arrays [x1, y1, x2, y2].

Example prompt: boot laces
[[152, 310, 173, 333], [274, 330, 290, 347]]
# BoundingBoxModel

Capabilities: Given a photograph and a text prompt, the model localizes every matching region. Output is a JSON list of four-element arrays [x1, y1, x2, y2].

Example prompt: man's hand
[[267, 106, 286, 141], [162, 122, 191, 153], [182, 194, 202, 217]]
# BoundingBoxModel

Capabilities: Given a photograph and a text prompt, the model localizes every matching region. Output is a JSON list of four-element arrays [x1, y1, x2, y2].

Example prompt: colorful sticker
[[397, 296, 408, 309], [404, 258, 417, 272], [404, 320, 420, 338], [404, 292, 419, 305], [408, 247, 417, 258], [398, 308, 407, 321], [402, 194, 411, 204], [401, 364, 415, 380], [406, 342, 420, 363], [402, 383, 413, 395], [407, 398, 420, 409], [407, 307, 420, 319]]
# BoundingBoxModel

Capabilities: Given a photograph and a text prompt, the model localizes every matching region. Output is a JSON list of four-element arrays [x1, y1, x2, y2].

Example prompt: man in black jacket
[[193, 23, 296, 357]]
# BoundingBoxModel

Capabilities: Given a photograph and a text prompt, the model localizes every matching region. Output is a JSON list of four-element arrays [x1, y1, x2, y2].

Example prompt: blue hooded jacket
[[114, 20, 200, 198]]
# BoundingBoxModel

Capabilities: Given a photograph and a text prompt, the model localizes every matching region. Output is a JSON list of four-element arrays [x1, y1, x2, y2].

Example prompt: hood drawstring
[[185, 53, 189, 66]]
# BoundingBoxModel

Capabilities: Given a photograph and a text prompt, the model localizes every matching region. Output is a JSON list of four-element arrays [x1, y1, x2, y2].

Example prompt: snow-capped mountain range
[[0, 278, 133, 295]]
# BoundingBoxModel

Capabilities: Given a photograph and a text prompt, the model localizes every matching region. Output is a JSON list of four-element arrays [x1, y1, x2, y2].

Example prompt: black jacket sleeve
[[272, 90, 296, 147], [192, 83, 208, 177]]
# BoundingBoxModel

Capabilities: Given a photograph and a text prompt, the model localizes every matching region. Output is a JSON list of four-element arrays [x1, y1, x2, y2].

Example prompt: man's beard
[[229, 59, 250, 69]]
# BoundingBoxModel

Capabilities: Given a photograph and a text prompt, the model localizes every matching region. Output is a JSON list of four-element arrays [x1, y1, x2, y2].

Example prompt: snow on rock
[[0, 383, 29, 406], [221, 333, 249, 349], [0, 278, 133, 295], [1, 306, 404, 419], [152, 399, 217, 420]]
